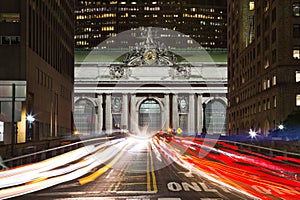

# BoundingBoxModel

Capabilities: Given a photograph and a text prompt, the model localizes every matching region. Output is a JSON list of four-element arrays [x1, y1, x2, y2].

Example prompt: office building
[[0, 0, 75, 144], [75, 0, 227, 49], [227, 0, 300, 135]]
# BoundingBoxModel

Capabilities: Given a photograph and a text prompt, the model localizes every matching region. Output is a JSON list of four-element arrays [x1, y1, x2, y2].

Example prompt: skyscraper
[[75, 0, 227, 49], [0, 0, 75, 144], [227, 1, 300, 135]]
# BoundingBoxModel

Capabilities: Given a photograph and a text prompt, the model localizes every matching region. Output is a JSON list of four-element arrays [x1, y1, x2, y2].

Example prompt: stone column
[[130, 94, 138, 134], [197, 94, 203, 133], [121, 93, 128, 130], [164, 93, 170, 130], [172, 94, 179, 130], [188, 93, 195, 135], [105, 94, 112, 131], [97, 94, 103, 132]]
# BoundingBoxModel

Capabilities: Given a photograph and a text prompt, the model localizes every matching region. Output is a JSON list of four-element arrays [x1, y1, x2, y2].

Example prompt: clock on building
[[143, 50, 157, 64]]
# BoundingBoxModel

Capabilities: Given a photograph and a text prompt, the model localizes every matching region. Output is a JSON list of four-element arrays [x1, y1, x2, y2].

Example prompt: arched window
[[74, 99, 95, 134], [205, 100, 227, 134], [139, 99, 161, 133]]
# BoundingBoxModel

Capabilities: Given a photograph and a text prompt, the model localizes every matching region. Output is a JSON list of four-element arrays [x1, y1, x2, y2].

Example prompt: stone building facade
[[74, 28, 227, 136]]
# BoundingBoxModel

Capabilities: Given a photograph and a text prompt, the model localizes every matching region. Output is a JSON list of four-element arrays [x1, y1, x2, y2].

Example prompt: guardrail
[[222, 140, 300, 158], [185, 135, 300, 157], [2, 137, 110, 168]]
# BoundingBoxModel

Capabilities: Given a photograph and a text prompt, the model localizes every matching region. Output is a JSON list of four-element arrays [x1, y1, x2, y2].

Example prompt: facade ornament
[[109, 64, 124, 79], [109, 64, 132, 79], [178, 96, 189, 113], [109, 27, 191, 79], [111, 96, 122, 113], [175, 64, 191, 79], [122, 27, 177, 66]]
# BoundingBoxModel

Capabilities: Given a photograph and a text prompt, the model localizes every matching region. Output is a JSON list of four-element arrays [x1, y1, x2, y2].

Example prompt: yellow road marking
[[122, 182, 147, 186], [78, 144, 128, 185], [147, 143, 151, 191], [150, 142, 158, 192], [112, 162, 130, 191]]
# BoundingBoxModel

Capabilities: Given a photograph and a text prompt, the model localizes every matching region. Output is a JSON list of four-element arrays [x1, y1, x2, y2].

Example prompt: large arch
[[204, 98, 227, 134], [74, 98, 96, 135], [138, 99, 162, 134]]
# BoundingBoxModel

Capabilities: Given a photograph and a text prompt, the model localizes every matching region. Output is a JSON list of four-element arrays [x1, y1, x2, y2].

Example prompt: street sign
[[0, 81, 26, 101]]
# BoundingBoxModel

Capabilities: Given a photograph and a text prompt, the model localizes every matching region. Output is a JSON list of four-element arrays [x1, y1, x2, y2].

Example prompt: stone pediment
[[122, 29, 177, 66], [109, 27, 191, 80]]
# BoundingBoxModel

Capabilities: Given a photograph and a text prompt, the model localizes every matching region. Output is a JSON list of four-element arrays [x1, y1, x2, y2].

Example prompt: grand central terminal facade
[[74, 28, 227, 136]]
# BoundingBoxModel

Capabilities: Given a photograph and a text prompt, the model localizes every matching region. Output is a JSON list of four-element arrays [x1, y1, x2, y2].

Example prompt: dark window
[[272, 28, 276, 43], [293, 24, 300, 38], [272, 7, 276, 22]]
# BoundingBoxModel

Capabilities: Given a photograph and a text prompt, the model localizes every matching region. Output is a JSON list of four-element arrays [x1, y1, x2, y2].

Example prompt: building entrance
[[138, 99, 161, 133]]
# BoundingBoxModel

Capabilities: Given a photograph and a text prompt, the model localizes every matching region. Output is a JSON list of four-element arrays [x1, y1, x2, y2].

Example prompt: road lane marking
[[113, 190, 158, 194], [105, 169, 114, 179], [111, 162, 130, 192], [149, 142, 158, 192], [158, 198, 181, 200], [78, 143, 129, 185], [147, 143, 151, 191], [122, 182, 148, 186]]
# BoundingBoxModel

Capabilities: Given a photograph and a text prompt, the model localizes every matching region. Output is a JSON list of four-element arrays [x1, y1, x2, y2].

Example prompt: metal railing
[[2, 137, 110, 168]]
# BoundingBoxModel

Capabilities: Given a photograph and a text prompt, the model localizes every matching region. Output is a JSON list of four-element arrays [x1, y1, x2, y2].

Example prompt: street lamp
[[26, 114, 35, 141], [278, 124, 284, 130], [26, 114, 35, 128]]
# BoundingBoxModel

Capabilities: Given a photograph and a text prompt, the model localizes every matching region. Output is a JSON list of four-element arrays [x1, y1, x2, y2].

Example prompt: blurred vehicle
[[105, 129, 129, 139]]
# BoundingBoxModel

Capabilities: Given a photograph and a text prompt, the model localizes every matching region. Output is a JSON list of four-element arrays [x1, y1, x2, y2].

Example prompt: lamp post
[[26, 114, 35, 141]]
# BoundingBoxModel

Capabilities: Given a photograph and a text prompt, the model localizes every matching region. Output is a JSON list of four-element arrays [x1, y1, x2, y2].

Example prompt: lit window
[[187, 39, 193, 44], [263, 80, 267, 90], [249, 1, 255, 11], [272, 75, 277, 85], [0, 13, 20, 22], [273, 96, 277, 108], [293, 47, 300, 59], [296, 71, 300, 82], [264, 0, 270, 12], [297, 94, 300, 106], [293, 3, 300, 16]]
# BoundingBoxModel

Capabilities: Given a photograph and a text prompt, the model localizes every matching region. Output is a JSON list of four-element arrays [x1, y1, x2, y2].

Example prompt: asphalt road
[[11, 139, 254, 200]]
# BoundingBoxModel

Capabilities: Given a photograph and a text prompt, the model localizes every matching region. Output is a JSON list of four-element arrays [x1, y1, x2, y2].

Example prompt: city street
[[1, 135, 299, 200]]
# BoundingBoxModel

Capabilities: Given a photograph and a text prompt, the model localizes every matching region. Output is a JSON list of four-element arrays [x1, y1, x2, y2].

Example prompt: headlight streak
[[150, 139, 162, 162], [0, 139, 122, 178], [0, 139, 128, 199], [155, 136, 300, 200]]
